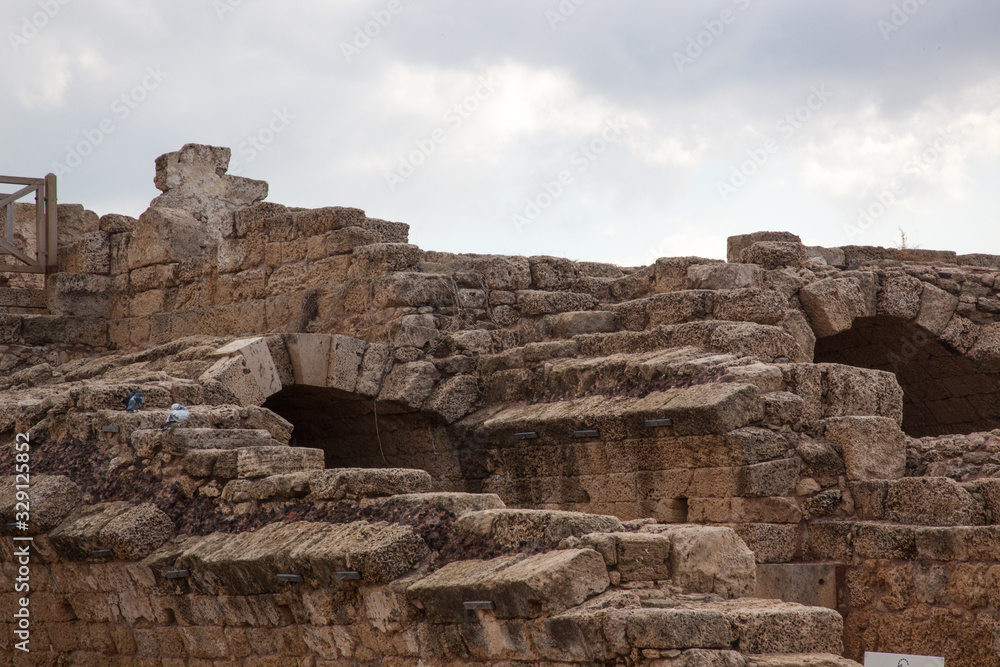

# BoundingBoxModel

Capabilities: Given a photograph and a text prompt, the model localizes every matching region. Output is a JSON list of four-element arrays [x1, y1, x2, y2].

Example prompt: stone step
[[609, 288, 788, 331], [550, 597, 844, 659], [213, 446, 325, 479], [218, 467, 435, 502], [454, 508, 623, 549], [852, 477, 988, 526], [469, 382, 765, 442], [361, 491, 505, 515], [407, 548, 610, 622], [0, 287, 48, 313], [92, 405, 291, 449], [131, 427, 280, 458]]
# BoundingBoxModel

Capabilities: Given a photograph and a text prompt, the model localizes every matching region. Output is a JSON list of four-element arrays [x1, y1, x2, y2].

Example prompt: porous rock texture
[[8, 146, 1000, 664]]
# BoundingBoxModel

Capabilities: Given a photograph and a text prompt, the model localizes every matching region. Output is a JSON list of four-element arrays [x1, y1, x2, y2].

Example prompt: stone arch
[[802, 273, 1000, 436], [197, 333, 479, 480]]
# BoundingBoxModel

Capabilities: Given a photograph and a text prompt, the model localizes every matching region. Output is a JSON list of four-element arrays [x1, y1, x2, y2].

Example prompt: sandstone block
[[625, 608, 732, 649], [798, 275, 876, 338], [740, 242, 807, 270], [641, 524, 756, 598], [473, 255, 532, 290], [128, 207, 207, 270], [456, 509, 623, 549], [199, 355, 266, 406], [0, 474, 81, 533], [308, 468, 432, 500], [327, 334, 367, 392], [727, 232, 802, 263], [286, 333, 332, 387], [378, 361, 439, 410]]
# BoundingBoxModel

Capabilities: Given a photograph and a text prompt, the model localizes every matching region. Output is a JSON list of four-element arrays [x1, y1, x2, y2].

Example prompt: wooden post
[[44, 173, 57, 273], [35, 183, 45, 267]]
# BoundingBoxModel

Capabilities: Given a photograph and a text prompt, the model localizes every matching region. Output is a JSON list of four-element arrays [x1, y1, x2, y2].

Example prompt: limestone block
[[726, 601, 843, 654], [712, 288, 787, 325], [212, 336, 282, 399], [362, 216, 409, 243], [642, 524, 756, 598], [228, 446, 324, 479], [798, 275, 876, 338], [754, 563, 838, 610], [780, 310, 817, 361], [688, 459, 801, 499], [366, 492, 505, 515], [130, 289, 165, 318], [326, 334, 367, 392], [99, 213, 137, 234], [853, 522, 916, 559], [423, 374, 480, 423], [625, 608, 733, 649], [516, 290, 598, 316], [687, 263, 764, 290], [162, 428, 275, 454], [821, 364, 902, 422], [876, 273, 924, 320], [356, 342, 392, 397], [740, 242, 807, 270], [614, 533, 673, 582], [50, 501, 173, 560], [308, 468, 432, 500], [128, 207, 207, 270], [529, 255, 581, 290], [728, 232, 802, 263], [347, 243, 422, 280], [377, 361, 439, 411], [653, 257, 723, 292], [473, 255, 532, 290], [286, 333, 332, 387], [0, 474, 81, 533], [822, 416, 905, 480], [610, 265, 655, 300], [371, 273, 454, 308], [628, 383, 763, 437], [99, 504, 176, 560], [853, 477, 984, 526], [407, 549, 609, 621], [199, 355, 266, 407], [548, 310, 618, 338], [455, 509, 623, 549], [733, 523, 798, 564], [58, 230, 111, 274], [968, 322, 1000, 371], [46, 273, 112, 318], [292, 206, 367, 237]]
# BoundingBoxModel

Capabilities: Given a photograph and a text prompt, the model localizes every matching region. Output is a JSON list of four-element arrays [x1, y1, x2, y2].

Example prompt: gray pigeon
[[124, 390, 145, 413], [161, 404, 190, 431]]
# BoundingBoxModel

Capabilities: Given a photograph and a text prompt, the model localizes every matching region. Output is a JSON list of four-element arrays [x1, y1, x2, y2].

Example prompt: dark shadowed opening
[[262, 385, 452, 474], [814, 316, 1000, 437]]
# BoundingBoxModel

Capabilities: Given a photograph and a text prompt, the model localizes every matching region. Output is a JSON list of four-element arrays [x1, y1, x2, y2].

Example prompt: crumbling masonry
[[4, 144, 1000, 665]]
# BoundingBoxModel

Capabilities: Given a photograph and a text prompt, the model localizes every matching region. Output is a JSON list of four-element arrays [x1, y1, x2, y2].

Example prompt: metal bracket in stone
[[514, 431, 538, 440], [276, 573, 303, 583], [573, 429, 600, 438], [644, 418, 673, 428], [165, 569, 190, 579], [89, 548, 113, 558], [463, 600, 495, 610], [101, 425, 120, 433], [334, 571, 361, 581]]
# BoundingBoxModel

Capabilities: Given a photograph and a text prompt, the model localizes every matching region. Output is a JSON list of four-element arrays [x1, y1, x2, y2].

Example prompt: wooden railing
[[0, 173, 57, 275]]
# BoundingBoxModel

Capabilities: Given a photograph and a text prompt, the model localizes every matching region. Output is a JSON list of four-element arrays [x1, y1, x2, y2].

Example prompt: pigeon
[[124, 390, 145, 413], [161, 404, 190, 431]]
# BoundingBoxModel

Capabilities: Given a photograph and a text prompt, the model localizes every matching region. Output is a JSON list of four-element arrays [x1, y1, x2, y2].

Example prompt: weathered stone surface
[[286, 333, 332, 387], [799, 276, 875, 337], [199, 355, 266, 406], [50, 502, 173, 560], [378, 361, 440, 410], [822, 416, 905, 481], [128, 207, 207, 270], [626, 608, 733, 649], [740, 242, 807, 270], [456, 509, 623, 548], [727, 232, 802, 263], [408, 548, 609, 621], [853, 477, 983, 526], [641, 525, 756, 598], [212, 336, 282, 398], [0, 474, 81, 532], [308, 468, 432, 500], [423, 374, 479, 422]]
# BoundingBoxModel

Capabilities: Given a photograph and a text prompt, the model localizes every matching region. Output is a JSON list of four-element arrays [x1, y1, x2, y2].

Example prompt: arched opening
[[262, 385, 459, 482], [814, 316, 1000, 437]]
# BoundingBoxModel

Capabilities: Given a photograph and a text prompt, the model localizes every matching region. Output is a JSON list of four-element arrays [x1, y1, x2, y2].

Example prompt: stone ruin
[[3, 143, 1000, 665]]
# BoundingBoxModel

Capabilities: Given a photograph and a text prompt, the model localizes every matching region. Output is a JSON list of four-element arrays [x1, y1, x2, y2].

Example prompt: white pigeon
[[161, 404, 190, 431]]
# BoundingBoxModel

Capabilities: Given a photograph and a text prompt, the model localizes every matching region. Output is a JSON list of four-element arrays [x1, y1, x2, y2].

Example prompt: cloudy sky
[[3, 0, 1000, 266]]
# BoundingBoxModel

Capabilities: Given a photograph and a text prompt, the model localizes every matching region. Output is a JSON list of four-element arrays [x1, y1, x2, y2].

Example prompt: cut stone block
[[822, 416, 905, 481], [308, 468, 432, 500], [364, 492, 505, 515], [407, 548, 609, 621], [199, 355, 266, 407], [212, 337, 282, 398], [455, 509, 624, 549], [327, 334, 367, 392], [211, 446, 325, 479], [287, 333, 333, 387], [162, 428, 275, 453]]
